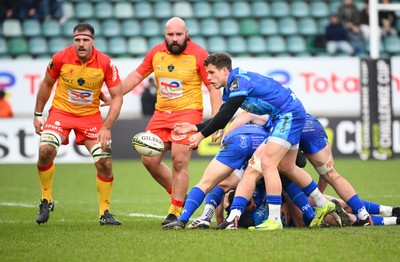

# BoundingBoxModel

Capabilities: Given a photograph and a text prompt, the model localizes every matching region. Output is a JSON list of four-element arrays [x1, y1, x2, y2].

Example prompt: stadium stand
[[1, 0, 399, 59]]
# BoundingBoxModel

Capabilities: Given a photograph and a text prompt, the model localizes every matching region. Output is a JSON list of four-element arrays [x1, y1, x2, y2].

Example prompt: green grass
[[1, 158, 400, 261]]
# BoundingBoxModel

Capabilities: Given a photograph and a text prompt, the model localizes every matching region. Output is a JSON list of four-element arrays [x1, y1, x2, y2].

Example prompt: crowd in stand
[[0, 0, 65, 23], [325, 0, 398, 56]]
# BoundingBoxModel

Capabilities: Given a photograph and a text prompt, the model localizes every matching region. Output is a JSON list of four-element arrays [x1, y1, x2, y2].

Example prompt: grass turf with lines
[[0, 158, 399, 261]]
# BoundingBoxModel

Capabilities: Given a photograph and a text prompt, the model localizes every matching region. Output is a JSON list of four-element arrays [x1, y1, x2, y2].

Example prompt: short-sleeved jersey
[[47, 46, 121, 116], [136, 38, 210, 112], [223, 68, 303, 118]]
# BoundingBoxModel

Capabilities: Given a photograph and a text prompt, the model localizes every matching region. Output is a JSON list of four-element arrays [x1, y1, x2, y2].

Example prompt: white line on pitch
[[0, 202, 36, 208]]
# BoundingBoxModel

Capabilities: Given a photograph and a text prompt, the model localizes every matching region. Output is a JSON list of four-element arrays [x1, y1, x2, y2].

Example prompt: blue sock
[[205, 186, 224, 208], [285, 182, 315, 222], [266, 195, 282, 205], [179, 187, 205, 222], [361, 200, 380, 215], [300, 181, 318, 197], [231, 196, 248, 213], [346, 194, 365, 215], [370, 215, 384, 226]]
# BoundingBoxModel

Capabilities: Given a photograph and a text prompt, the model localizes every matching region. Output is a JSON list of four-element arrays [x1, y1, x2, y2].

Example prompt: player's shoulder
[[52, 46, 76, 64], [187, 39, 208, 56]]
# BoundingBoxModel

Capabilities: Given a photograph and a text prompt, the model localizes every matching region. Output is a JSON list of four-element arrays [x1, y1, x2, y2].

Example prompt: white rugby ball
[[132, 132, 164, 157]]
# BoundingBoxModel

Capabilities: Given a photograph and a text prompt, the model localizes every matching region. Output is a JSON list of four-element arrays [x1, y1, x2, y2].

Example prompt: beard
[[166, 38, 188, 54]]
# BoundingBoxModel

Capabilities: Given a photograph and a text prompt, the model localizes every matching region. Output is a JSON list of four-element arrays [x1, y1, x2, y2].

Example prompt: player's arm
[[200, 96, 245, 138], [205, 84, 223, 142], [33, 72, 57, 135], [187, 96, 245, 148], [122, 70, 145, 95], [98, 83, 123, 150], [224, 112, 269, 138]]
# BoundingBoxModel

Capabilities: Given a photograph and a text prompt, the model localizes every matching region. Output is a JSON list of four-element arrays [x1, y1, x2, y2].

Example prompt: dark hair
[[204, 52, 232, 71], [73, 23, 95, 36]]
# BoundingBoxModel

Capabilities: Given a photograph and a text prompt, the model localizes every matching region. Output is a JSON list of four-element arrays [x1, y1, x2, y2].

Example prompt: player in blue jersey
[[216, 112, 375, 229], [167, 52, 336, 230], [161, 121, 270, 229]]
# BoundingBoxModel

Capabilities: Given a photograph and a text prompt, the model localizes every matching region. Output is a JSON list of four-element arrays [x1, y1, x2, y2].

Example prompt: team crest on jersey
[[77, 78, 85, 86], [168, 64, 174, 72], [239, 136, 248, 148], [229, 78, 239, 91], [48, 61, 54, 70]]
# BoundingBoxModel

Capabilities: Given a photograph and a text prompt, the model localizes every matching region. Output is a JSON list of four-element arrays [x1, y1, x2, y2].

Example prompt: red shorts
[[43, 107, 103, 145], [146, 109, 203, 146]]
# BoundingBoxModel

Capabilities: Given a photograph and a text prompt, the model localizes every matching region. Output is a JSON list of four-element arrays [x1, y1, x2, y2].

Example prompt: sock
[[231, 196, 249, 214], [179, 187, 205, 222], [169, 198, 185, 217], [205, 186, 224, 209], [361, 199, 381, 215], [302, 181, 326, 208], [200, 204, 215, 221], [96, 175, 113, 216], [379, 205, 393, 217], [200, 186, 224, 221], [285, 182, 315, 222], [267, 195, 282, 222], [370, 215, 384, 226], [226, 209, 242, 222], [347, 194, 369, 220], [37, 162, 55, 202], [382, 216, 398, 226]]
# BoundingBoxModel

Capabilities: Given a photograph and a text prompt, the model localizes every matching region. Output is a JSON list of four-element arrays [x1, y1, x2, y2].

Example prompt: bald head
[[165, 17, 187, 31], [164, 17, 189, 54]]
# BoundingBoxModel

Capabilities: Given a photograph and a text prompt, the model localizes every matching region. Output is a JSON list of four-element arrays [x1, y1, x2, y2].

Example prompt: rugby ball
[[132, 132, 164, 157]]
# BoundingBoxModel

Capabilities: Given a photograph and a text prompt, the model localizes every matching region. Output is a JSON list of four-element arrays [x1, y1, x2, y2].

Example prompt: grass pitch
[[0, 158, 399, 262]]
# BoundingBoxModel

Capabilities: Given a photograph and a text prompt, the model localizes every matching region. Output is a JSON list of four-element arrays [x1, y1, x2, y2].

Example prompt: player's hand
[[211, 129, 223, 143], [188, 132, 204, 149], [173, 122, 197, 134], [98, 126, 112, 152], [33, 115, 45, 135]]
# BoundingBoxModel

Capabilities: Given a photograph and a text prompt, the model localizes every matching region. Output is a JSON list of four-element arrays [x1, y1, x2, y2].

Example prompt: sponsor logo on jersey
[[229, 78, 238, 91]]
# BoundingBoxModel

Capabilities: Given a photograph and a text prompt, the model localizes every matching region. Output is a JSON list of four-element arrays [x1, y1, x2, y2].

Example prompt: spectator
[[347, 22, 366, 55], [141, 77, 157, 116], [325, 14, 354, 55], [359, 0, 373, 40], [0, 0, 36, 22], [0, 90, 13, 118], [35, 0, 65, 23], [379, 0, 398, 37], [0, 0, 16, 22], [338, 0, 361, 27]]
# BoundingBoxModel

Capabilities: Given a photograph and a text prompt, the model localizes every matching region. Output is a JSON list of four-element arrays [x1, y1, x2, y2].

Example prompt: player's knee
[[171, 157, 186, 172], [38, 145, 57, 160], [90, 142, 111, 163], [95, 157, 112, 172], [141, 155, 159, 168]]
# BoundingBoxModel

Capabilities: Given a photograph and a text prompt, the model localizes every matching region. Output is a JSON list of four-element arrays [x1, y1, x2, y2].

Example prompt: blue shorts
[[300, 115, 328, 154], [270, 109, 306, 145], [215, 132, 267, 170]]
